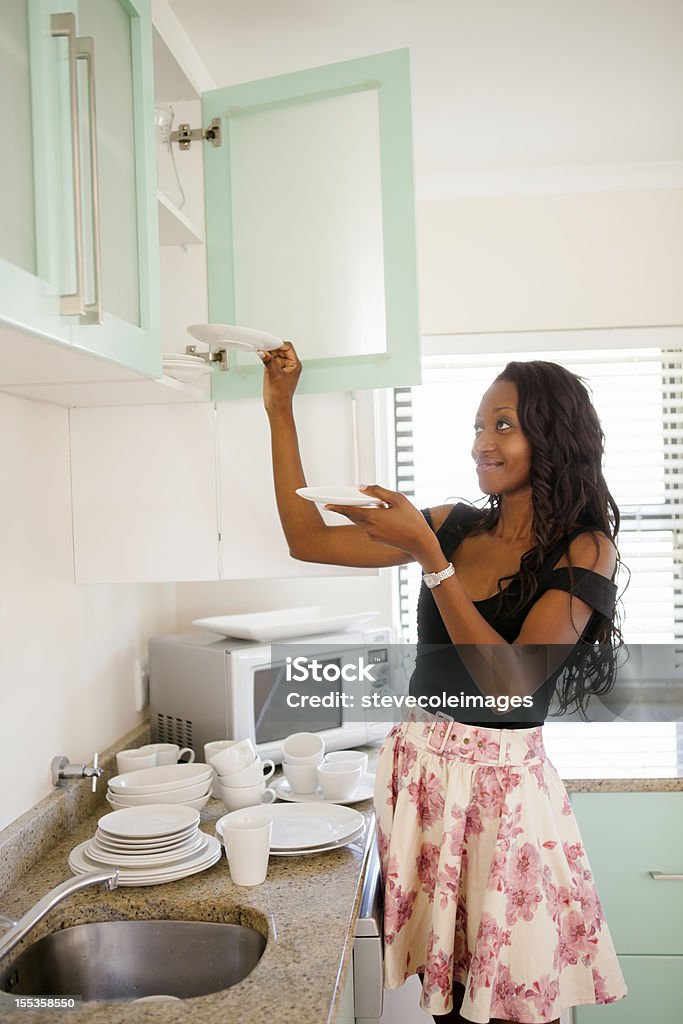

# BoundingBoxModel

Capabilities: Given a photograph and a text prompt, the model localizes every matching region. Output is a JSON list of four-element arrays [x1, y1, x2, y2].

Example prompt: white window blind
[[393, 346, 683, 774]]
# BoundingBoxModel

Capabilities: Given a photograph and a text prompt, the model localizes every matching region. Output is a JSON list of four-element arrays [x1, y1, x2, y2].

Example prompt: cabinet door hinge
[[170, 118, 222, 150]]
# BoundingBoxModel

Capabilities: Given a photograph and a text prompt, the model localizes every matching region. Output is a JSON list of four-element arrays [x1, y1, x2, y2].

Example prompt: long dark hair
[[469, 360, 625, 717]]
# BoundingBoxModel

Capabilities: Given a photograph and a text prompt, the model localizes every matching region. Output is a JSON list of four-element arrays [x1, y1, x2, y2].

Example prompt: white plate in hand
[[192, 607, 378, 642], [296, 486, 386, 507], [186, 323, 283, 351]]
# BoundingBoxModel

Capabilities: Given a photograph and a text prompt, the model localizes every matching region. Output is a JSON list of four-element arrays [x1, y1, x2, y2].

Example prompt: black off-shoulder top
[[410, 503, 618, 728]]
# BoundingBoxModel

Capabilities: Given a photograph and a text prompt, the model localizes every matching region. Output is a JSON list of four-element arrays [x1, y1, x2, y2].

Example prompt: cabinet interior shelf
[[157, 192, 204, 245]]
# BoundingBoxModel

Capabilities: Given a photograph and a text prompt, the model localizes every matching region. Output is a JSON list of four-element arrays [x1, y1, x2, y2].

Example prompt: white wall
[[0, 393, 178, 831], [417, 189, 683, 334]]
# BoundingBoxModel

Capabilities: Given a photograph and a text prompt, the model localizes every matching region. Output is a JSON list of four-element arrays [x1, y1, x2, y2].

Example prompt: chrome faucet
[[0, 869, 119, 962], [51, 754, 104, 792]]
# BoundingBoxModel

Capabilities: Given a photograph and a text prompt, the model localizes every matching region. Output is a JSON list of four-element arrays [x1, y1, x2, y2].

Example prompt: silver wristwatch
[[422, 562, 455, 589]]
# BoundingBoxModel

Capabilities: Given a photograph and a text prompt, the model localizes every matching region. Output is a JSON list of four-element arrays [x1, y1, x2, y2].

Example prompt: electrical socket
[[133, 658, 148, 712]]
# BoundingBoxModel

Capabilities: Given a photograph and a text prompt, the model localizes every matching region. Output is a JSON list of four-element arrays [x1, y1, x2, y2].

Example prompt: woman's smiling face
[[472, 380, 533, 497]]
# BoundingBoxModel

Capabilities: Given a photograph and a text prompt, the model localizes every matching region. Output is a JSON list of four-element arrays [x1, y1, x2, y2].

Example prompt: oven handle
[[356, 814, 382, 936]]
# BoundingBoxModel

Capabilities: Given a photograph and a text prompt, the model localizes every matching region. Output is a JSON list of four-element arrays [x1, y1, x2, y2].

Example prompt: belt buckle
[[427, 712, 453, 754]]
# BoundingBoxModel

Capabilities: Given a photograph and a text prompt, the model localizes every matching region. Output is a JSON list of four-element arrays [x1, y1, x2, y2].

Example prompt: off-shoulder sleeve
[[544, 567, 617, 621]]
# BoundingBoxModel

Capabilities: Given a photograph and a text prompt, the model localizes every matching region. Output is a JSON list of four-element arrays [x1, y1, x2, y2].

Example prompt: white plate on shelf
[[216, 803, 364, 850], [85, 832, 205, 867], [272, 773, 376, 805], [186, 323, 283, 352], [296, 486, 386, 507], [192, 607, 378, 642]]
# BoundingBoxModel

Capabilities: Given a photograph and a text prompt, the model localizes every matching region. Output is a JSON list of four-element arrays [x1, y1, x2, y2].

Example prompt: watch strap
[[422, 562, 455, 589]]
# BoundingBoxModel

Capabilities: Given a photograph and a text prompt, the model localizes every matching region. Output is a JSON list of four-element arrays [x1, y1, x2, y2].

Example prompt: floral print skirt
[[374, 717, 628, 1022]]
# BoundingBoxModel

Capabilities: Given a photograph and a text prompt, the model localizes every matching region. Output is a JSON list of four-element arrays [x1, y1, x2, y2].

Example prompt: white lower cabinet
[[70, 392, 378, 582]]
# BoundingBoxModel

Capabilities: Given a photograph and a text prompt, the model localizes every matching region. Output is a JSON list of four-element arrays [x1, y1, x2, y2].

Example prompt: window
[[393, 344, 683, 775]]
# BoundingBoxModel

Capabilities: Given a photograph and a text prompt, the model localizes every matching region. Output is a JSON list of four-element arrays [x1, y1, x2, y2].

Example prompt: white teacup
[[139, 743, 195, 766], [220, 758, 275, 788], [282, 761, 319, 795], [317, 760, 362, 801], [222, 813, 272, 887], [204, 741, 235, 797], [218, 781, 277, 812], [281, 732, 325, 765], [209, 739, 256, 777], [324, 749, 369, 775], [116, 749, 157, 774]]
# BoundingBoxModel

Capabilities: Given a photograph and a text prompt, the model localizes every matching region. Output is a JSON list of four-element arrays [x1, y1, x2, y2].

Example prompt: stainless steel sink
[[0, 920, 266, 1002]]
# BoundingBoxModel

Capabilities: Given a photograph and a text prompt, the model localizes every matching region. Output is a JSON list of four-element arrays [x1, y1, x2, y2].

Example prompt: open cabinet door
[[202, 48, 421, 398]]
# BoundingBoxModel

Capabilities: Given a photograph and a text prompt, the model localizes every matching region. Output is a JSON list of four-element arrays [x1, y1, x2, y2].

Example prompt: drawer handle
[[649, 871, 683, 881]]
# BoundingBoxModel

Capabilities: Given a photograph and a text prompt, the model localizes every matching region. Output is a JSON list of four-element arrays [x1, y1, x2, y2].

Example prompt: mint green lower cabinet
[[573, 955, 683, 1023], [570, 792, 683, 1023], [571, 793, 683, 955]]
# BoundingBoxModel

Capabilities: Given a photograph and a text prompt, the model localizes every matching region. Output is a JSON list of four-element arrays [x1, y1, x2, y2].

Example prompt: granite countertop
[[0, 794, 374, 1024], [1, 726, 681, 1024]]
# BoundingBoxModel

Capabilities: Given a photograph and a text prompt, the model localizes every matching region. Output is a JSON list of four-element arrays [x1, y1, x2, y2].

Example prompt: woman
[[258, 343, 628, 1024]]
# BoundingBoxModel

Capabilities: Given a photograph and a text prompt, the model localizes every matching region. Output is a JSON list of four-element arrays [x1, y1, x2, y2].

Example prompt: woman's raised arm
[[259, 343, 414, 569]]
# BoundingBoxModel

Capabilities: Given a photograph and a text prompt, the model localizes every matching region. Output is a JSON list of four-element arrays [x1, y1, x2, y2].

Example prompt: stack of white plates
[[162, 352, 214, 384], [68, 805, 221, 886], [216, 803, 365, 858], [106, 763, 214, 811]]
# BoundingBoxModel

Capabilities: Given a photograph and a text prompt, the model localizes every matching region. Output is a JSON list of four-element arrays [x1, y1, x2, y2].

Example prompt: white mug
[[204, 741, 235, 797], [217, 781, 277, 812], [324, 749, 369, 775], [317, 760, 362, 801], [220, 758, 275, 788], [139, 743, 195, 766], [209, 739, 256, 777], [283, 761, 319, 795], [281, 732, 325, 765], [222, 813, 272, 887], [116, 749, 157, 774]]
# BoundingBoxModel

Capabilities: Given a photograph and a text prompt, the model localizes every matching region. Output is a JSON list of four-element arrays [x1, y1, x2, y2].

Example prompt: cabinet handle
[[51, 13, 85, 317], [76, 36, 103, 325], [649, 871, 683, 881]]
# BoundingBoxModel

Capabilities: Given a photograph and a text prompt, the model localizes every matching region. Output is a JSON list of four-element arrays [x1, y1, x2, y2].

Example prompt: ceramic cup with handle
[[221, 757, 275, 788], [204, 740, 236, 797], [138, 743, 195, 766], [209, 739, 256, 777], [282, 761, 319, 795], [317, 760, 362, 801], [281, 732, 325, 765], [324, 749, 369, 775], [115, 749, 157, 774], [222, 812, 272, 886], [217, 781, 277, 812]]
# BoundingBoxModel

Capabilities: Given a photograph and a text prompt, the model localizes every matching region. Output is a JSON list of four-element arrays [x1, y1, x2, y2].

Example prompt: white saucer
[[272, 773, 375, 805], [186, 323, 283, 352], [296, 486, 386, 507]]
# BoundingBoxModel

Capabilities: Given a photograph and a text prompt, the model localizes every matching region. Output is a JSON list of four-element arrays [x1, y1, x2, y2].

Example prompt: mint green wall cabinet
[[0, 0, 160, 378], [202, 49, 421, 398], [571, 792, 683, 1023]]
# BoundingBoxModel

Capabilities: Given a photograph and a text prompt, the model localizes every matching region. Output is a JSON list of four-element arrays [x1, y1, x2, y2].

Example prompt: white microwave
[[148, 626, 395, 764]]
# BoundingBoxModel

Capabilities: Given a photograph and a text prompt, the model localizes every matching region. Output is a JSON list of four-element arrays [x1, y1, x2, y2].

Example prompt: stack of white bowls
[[208, 740, 276, 811], [106, 763, 214, 811]]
